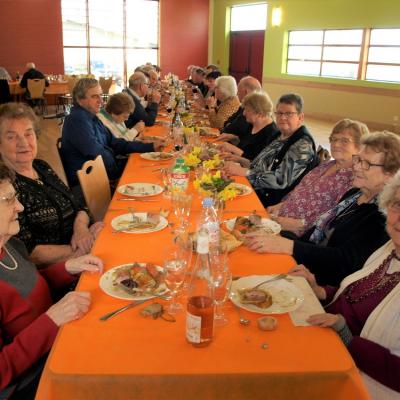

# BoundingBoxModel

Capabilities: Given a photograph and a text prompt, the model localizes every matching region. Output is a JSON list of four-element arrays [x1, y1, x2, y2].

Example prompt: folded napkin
[[289, 276, 325, 326]]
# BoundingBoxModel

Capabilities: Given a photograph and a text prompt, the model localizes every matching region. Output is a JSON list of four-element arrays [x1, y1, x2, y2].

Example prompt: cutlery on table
[[250, 273, 288, 290], [117, 198, 158, 202]]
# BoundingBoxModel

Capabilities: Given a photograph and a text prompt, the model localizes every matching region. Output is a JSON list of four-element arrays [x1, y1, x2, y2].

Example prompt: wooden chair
[[57, 76, 78, 113], [27, 78, 47, 114], [77, 155, 111, 221], [99, 77, 113, 102]]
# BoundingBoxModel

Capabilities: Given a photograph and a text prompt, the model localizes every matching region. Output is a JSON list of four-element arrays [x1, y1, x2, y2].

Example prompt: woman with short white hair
[[207, 75, 240, 129]]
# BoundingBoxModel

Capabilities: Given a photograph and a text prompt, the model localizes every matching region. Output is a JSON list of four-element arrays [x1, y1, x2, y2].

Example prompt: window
[[287, 29, 363, 79], [62, 0, 159, 85], [231, 3, 267, 31], [286, 28, 400, 84], [366, 29, 400, 83]]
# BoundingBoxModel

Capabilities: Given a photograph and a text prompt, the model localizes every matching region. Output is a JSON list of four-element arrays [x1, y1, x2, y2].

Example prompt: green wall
[[212, 0, 400, 89]]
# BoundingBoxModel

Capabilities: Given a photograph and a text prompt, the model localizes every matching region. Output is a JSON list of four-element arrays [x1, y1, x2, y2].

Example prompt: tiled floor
[[37, 111, 333, 185]]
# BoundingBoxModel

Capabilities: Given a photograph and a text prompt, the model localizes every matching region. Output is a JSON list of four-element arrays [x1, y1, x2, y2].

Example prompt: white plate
[[111, 213, 168, 234], [140, 152, 173, 161], [99, 263, 167, 300], [224, 216, 281, 235], [232, 183, 252, 196], [117, 183, 163, 197], [230, 275, 304, 314]]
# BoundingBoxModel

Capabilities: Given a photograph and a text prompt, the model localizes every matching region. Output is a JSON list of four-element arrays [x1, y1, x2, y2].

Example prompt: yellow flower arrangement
[[183, 146, 202, 168], [193, 170, 238, 201], [202, 154, 222, 170]]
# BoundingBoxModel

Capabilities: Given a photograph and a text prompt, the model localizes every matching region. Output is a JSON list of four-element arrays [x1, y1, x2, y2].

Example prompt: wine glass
[[171, 193, 192, 233], [160, 167, 172, 198], [173, 131, 184, 153], [210, 244, 231, 326], [163, 248, 187, 314]]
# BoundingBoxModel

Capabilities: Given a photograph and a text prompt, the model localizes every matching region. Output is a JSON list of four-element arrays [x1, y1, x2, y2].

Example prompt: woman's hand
[[223, 161, 248, 177], [206, 96, 217, 109], [46, 291, 92, 326], [272, 216, 306, 236], [71, 228, 94, 253], [65, 254, 103, 275], [245, 232, 294, 255], [133, 121, 145, 133], [216, 133, 238, 143], [267, 202, 282, 216], [217, 142, 242, 156], [288, 264, 326, 299], [89, 221, 104, 239], [306, 313, 340, 327]]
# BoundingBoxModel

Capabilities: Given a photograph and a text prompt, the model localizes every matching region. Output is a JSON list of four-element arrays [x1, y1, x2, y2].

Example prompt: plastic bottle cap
[[202, 197, 214, 208]]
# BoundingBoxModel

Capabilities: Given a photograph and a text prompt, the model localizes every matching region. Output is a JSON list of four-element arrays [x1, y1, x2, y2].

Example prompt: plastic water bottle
[[186, 229, 214, 347], [171, 157, 189, 192], [198, 197, 220, 251]]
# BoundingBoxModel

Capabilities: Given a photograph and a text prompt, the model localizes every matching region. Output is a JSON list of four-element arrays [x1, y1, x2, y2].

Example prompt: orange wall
[[0, 0, 209, 80], [159, 0, 209, 77], [0, 0, 64, 78]]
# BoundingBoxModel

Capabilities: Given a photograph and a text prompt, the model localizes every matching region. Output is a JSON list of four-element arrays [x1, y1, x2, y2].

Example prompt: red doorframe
[[229, 30, 265, 83]]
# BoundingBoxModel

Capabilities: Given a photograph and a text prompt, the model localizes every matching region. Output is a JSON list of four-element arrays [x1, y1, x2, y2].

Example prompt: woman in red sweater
[[0, 164, 103, 399]]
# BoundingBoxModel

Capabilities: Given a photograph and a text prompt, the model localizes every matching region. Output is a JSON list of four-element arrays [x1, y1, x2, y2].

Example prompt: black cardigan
[[292, 188, 389, 286]]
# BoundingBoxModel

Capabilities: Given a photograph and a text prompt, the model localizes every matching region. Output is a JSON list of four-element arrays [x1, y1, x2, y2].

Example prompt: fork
[[250, 274, 288, 290]]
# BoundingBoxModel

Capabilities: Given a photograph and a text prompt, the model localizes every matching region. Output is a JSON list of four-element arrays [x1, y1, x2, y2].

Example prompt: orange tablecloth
[[35, 122, 370, 400]]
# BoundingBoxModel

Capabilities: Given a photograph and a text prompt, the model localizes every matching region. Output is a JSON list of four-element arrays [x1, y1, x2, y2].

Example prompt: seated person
[[245, 131, 400, 286], [98, 93, 145, 141], [124, 72, 161, 127], [289, 171, 400, 398], [206, 76, 240, 129], [218, 91, 278, 161], [220, 76, 261, 140], [61, 78, 160, 189], [19, 62, 49, 107], [224, 93, 318, 207], [0, 162, 103, 399], [0, 102, 104, 265], [268, 119, 368, 235], [205, 64, 220, 74], [204, 70, 222, 100], [190, 67, 208, 96]]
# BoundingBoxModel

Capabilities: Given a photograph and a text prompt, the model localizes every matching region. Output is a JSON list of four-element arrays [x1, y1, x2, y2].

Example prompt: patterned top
[[14, 159, 84, 253], [247, 126, 315, 191], [97, 109, 140, 141], [278, 160, 353, 232], [208, 96, 240, 129]]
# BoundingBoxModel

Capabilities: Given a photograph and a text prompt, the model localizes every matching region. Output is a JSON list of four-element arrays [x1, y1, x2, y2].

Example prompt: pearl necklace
[[0, 246, 18, 270]]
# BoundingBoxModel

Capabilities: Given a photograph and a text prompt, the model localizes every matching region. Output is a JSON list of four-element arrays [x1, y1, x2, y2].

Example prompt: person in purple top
[[289, 170, 400, 399]]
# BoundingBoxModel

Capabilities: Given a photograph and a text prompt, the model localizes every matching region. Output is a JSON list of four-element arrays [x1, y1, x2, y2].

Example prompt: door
[[229, 30, 265, 83]]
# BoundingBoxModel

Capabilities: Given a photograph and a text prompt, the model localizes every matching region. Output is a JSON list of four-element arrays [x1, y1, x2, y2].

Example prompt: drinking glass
[[173, 131, 184, 153], [163, 244, 187, 314], [160, 168, 172, 198], [171, 192, 192, 233]]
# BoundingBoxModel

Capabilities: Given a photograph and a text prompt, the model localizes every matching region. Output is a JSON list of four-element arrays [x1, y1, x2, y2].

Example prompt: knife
[[99, 299, 148, 321]]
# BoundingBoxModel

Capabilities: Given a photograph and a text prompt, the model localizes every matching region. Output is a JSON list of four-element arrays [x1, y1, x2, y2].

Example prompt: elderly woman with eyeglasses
[[246, 131, 400, 286], [206, 76, 240, 129], [0, 103, 103, 266], [267, 119, 368, 235], [0, 162, 103, 399], [289, 171, 400, 400]]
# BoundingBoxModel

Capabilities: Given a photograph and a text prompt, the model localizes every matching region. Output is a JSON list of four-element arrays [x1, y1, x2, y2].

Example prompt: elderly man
[[220, 76, 262, 139], [190, 67, 208, 96], [20, 62, 49, 108], [61, 78, 156, 190], [124, 72, 161, 128]]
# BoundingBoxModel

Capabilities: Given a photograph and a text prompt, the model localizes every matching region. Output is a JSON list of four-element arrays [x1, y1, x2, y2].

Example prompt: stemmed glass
[[171, 192, 192, 233], [160, 167, 172, 198], [210, 244, 231, 326]]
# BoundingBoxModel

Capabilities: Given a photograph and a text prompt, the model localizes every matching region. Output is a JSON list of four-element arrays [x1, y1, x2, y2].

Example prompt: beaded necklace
[[344, 250, 400, 304]]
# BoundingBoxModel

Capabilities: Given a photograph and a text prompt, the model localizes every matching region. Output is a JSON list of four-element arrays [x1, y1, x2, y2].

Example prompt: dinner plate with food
[[230, 275, 304, 314], [232, 183, 252, 196], [224, 214, 281, 239], [140, 152, 174, 161], [111, 212, 168, 233], [99, 262, 167, 300], [199, 127, 219, 138], [117, 183, 163, 197]]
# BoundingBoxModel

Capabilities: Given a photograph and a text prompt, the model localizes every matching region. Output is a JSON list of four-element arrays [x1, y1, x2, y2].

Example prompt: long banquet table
[[35, 122, 370, 400]]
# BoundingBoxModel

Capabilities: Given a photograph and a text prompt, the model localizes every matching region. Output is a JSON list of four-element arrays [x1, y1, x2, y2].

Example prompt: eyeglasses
[[0, 192, 19, 206], [389, 200, 400, 213], [352, 155, 384, 171], [274, 111, 299, 118], [329, 137, 354, 145]]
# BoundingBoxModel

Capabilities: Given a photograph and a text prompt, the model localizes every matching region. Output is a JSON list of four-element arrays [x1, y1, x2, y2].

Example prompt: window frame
[[62, 0, 159, 84]]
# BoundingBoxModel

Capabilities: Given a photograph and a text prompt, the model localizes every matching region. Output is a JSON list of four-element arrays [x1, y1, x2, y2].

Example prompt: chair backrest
[[99, 77, 113, 94], [55, 137, 69, 186], [66, 76, 79, 95], [77, 155, 111, 221], [27, 79, 46, 99]]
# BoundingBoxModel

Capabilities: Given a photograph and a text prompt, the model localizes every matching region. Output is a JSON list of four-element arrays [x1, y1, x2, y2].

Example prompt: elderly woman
[[0, 102, 103, 265], [0, 162, 103, 399], [98, 93, 145, 141], [218, 91, 279, 161], [206, 76, 240, 129], [268, 119, 368, 235], [246, 131, 400, 286], [289, 171, 400, 399], [224, 93, 318, 207], [204, 70, 222, 100]]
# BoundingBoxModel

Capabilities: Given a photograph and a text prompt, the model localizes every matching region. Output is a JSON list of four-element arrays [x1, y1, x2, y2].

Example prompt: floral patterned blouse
[[278, 160, 353, 232], [208, 96, 240, 129]]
